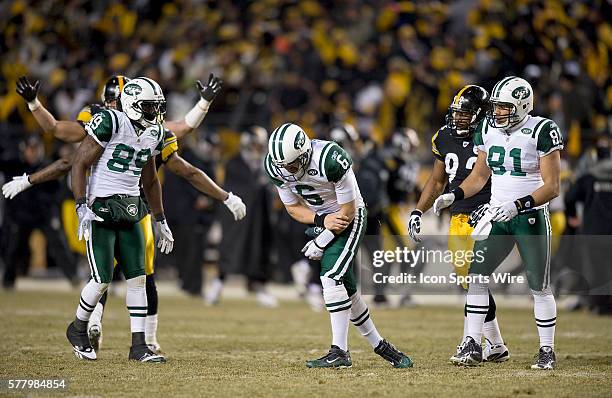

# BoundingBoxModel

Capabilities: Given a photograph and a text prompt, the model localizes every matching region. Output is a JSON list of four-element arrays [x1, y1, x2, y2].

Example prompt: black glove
[[196, 73, 223, 102], [16, 75, 40, 103]]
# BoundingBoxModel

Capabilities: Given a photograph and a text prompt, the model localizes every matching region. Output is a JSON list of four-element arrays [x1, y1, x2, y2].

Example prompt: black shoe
[[450, 336, 482, 366], [306, 345, 352, 368], [374, 339, 413, 368], [531, 346, 556, 370], [129, 344, 166, 363], [66, 321, 96, 360]]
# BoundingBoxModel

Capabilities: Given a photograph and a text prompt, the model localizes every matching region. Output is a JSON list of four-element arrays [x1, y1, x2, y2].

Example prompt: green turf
[[0, 290, 610, 397]]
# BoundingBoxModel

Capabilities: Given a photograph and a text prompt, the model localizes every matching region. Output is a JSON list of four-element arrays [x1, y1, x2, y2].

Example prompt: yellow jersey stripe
[[431, 129, 441, 156]]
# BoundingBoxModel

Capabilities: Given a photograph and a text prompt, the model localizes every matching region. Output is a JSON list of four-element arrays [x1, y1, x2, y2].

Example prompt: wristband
[[514, 195, 535, 213], [184, 98, 210, 129], [154, 213, 165, 221], [411, 209, 423, 217], [75, 197, 86, 206], [314, 213, 328, 228], [28, 98, 41, 111], [314, 229, 336, 249], [451, 187, 465, 201]]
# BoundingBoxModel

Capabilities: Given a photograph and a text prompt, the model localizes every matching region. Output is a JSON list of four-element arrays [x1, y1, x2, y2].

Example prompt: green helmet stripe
[[276, 123, 291, 161], [493, 76, 515, 97], [270, 124, 284, 161], [141, 77, 159, 95]]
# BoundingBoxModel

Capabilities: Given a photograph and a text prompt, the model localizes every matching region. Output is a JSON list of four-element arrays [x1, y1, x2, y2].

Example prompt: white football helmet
[[120, 77, 166, 128], [488, 76, 533, 129], [268, 123, 312, 182]]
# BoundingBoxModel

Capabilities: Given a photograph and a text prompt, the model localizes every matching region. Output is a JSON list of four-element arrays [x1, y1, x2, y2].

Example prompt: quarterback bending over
[[409, 85, 509, 363], [434, 77, 562, 369], [264, 123, 413, 368]]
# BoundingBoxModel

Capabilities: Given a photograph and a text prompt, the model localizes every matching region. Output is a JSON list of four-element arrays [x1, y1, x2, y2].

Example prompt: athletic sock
[[89, 302, 104, 327], [321, 277, 351, 351], [132, 331, 146, 347], [126, 275, 147, 334], [465, 280, 489, 342], [349, 293, 383, 348], [75, 280, 109, 329], [483, 290, 504, 345], [533, 289, 556, 349], [145, 314, 158, 345], [146, 273, 158, 315]]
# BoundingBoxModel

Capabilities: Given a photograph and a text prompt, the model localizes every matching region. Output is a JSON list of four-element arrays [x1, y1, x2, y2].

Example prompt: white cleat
[[147, 341, 162, 354], [483, 342, 510, 363], [204, 278, 223, 306]]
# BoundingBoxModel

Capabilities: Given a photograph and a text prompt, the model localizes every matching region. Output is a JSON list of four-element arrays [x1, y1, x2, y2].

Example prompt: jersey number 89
[[107, 144, 151, 176]]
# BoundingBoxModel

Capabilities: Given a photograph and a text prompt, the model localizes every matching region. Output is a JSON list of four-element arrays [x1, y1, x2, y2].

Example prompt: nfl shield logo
[[528, 218, 535, 225]]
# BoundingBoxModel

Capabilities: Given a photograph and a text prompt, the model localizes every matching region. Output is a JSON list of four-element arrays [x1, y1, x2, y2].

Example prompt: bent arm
[[163, 120, 194, 139], [416, 159, 447, 212], [141, 157, 164, 219], [31, 104, 86, 142], [284, 202, 316, 225], [71, 135, 103, 201], [29, 154, 74, 184], [458, 150, 491, 199], [164, 152, 228, 201]]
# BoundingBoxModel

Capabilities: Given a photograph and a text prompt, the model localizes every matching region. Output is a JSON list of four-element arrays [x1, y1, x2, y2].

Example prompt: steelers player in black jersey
[[7, 74, 245, 357], [408, 85, 510, 364]]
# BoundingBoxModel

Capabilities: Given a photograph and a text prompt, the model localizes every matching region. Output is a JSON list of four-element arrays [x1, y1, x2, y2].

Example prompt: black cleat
[[129, 344, 166, 363], [306, 345, 352, 368], [531, 346, 556, 370], [66, 321, 96, 360], [450, 336, 482, 366], [374, 339, 413, 368]]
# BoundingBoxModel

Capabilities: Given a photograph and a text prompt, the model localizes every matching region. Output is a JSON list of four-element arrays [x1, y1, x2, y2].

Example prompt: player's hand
[[324, 213, 350, 233], [76, 204, 103, 241], [490, 201, 519, 222], [433, 193, 455, 216], [16, 75, 40, 103], [223, 192, 246, 221], [468, 204, 490, 227], [156, 219, 174, 254], [2, 173, 32, 199], [197, 73, 223, 102], [408, 209, 422, 242], [301, 240, 323, 260]]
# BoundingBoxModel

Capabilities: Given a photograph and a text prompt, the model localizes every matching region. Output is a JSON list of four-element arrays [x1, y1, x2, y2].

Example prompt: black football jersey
[[431, 125, 491, 214]]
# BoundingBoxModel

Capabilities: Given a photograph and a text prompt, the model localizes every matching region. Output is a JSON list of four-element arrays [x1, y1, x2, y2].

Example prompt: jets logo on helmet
[[268, 123, 312, 182], [488, 76, 534, 129], [120, 77, 167, 128]]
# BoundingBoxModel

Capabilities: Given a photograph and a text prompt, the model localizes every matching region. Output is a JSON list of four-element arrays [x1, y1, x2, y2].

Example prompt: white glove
[[408, 210, 422, 243], [223, 192, 246, 221], [433, 193, 455, 216], [491, 201, 519, 222], [155, 219, 174, 254], [301, 240, 324, 260], [2, 173, 32, 199], [76, 203, 103, 241]]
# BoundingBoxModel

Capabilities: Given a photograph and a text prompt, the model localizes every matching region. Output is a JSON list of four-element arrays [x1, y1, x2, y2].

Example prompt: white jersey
[[264, 139, 365, 214], [474, 115, 563, 206], [84, 109, 163, 203]]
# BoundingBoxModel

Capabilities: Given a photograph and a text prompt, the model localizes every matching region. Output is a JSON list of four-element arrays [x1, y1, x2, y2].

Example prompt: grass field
[[0, 290, 610, 398]]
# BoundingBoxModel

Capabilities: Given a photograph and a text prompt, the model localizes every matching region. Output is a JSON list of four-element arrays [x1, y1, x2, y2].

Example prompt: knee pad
[[126, 275, 146, 289], [322, 283, 350, 313], [90, 280, 110, 295]]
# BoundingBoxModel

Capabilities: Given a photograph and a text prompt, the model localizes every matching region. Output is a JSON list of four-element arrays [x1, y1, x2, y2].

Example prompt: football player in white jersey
[[434, 77, 562, 369], [264, 123, 413, 368], [66, 77, 173, 363]]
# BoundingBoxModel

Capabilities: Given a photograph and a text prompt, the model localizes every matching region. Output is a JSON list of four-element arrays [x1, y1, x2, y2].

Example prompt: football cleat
[[306, 345, 352, 368], [483, 342, 510, 363], [88, 324, 103, 353], [66, 321, 96, 360], [374, 339, 413, 368], [147, 342, 162, 354], [449, 341, 465, 363], [531, 346, 556, 370], [129, 344, 166, 363], [450, 336, 482, 366]]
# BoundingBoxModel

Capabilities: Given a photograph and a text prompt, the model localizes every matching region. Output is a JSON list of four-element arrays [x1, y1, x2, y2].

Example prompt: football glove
[[408, 210, 422, 243], [197, 73, 223, 102], [468, 204, 491, 227], [76, 203, 103, 241], [491, 201, 519, 222], [16, 75, 40, 103], [155, 219, 174, 254], [223, 192, 246, 221], [433, 193, 455, 216], [301, 240, 324, 260], [2, 173, 32, 199]]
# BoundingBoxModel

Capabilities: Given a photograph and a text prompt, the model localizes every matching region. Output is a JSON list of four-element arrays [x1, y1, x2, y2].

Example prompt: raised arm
[[164, 74, 223, 139], [16, 76, 86, 143]]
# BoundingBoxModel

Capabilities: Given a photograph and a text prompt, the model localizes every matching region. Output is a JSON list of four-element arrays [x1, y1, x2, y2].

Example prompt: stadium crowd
[[0, 1, 610, 311]]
